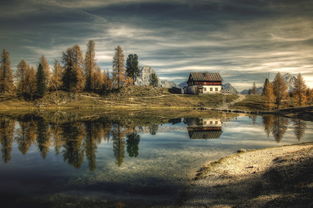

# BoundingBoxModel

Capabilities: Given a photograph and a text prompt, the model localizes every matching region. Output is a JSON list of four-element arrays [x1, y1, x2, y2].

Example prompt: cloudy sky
[[1, 0, 313, 90]]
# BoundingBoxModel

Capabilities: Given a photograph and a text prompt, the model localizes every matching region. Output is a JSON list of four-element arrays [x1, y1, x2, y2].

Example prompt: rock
[[237, 149, 247, 153]]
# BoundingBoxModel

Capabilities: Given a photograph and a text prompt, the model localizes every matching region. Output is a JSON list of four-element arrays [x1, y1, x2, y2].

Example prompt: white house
[[186, 72, 223, 94]]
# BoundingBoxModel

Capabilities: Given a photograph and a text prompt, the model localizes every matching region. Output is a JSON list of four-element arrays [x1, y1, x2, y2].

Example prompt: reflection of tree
[[62, 123, 85, 168], [149, 124, 158, 135], [293, 119, 306, 141], [50, 124, 64, 154], [0, 118, 15, 163], [84, 122, 98, 171], [126, 130, 140, 158], [249, 115, 257, 125], [15, 120, 36, 154], [262, 115, 274, 137], [168, 118, 181, 125], [36, 119, 50, 158], [272, 117, 288, 143], [112, 125, 125, 167]]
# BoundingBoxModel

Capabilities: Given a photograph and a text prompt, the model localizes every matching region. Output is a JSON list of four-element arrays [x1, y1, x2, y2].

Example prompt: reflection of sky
[[0, 115, 312, 205]]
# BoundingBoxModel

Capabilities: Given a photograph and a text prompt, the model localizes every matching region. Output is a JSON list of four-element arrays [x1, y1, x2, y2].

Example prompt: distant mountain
[[282, 73, 297, 92], [240, 87, 263, 95], [178, 81, 188, 88], [222, 83, 238, 94], [159, 80, 177, 88], [240, 73, 297, 94], [135, 66, 177, 88]]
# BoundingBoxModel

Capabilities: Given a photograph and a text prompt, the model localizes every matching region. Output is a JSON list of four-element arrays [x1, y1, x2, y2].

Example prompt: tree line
[[250, 72, 313, 108], [0, 41, 159, 100]]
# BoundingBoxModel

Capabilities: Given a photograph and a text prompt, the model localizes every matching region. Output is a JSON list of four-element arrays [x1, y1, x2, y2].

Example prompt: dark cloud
[[1, 0, 313, 90]]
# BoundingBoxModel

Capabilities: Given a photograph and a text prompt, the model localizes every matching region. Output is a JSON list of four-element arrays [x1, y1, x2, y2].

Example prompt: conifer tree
[[50, 60, 63, 91], [40, 56, 51, 88], [272, 72, 288, 108], [0, 49, 14, 94], [36, 63, 46, 98], [262, 78, 270, 96], [16, 60, 29, 96], [24, 66, 37, 100], [149, 72, 159, 87], [112, 46, 125, 88], [62, 45, 85, 92], [85, 40, 96, 92], [263, 79, 275, 108], [293, 73, 307, 106], [93, 68, 104, 93], [126, 54, 140, 84]]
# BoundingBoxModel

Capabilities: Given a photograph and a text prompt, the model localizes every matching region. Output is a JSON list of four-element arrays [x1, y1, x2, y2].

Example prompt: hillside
[[0, 86, 239, 110]]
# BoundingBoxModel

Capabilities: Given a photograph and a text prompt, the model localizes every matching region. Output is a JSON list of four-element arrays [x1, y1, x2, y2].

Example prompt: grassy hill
[[0, 86, 239, 110]]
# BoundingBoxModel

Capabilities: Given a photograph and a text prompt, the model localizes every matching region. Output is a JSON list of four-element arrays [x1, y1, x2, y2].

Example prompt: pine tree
[[85, 40, 96, 92], [293, 73, 307, 106], [50, 60, 63, 91], [0, 49, 14, 94], [112, 46, 125, 88], [149, 73, 159, 87], [62, 45, 85, 92], [272, 72, 288, 108], [40, 56, 51, 88], [36, 63, 46, 98], [262, 78, 270, 96], [126, 54, 140, 84]]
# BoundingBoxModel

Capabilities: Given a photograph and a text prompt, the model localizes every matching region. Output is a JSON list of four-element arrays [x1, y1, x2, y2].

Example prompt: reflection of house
[[186, 72, 223, 94], [186, 118, 223, 139]]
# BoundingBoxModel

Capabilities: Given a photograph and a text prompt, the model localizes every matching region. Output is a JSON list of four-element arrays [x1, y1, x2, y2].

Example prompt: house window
[[215, 88, 218, 91], [210, 88, 213, 91]]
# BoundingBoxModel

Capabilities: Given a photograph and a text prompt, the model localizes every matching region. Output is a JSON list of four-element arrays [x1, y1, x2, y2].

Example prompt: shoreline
[[181, 142, 313, 208]]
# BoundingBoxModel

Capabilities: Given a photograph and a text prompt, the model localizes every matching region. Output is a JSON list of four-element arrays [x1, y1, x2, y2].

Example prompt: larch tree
[[272, 72, 288, 108], [62, 45, 85, 92], [93, 68, 104, 93], [50, 60, 63, 91], [24, 66, 37, 100], [36, 63, 46, 98], [112, 46, 125, 89], [85, 40, 96, 92], [126, 54, 140, 84], [0, 49, 14, 94], [149, 72, 159, 87], [40, 56, 51, 88], [16, 60, 29, 97], [263, 79, 275, 108], [293, 73, 307, 106]]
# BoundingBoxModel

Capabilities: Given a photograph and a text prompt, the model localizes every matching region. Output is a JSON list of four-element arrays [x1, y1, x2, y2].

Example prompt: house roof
[[189, 72, 223, 82], [188, 130, 223, 139]]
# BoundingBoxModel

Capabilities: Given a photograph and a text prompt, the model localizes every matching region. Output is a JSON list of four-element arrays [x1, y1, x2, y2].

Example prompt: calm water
[[0, 112, 312, 207]]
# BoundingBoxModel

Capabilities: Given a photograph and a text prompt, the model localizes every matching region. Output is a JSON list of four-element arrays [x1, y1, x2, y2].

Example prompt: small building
[[186, 72, 223, 94]]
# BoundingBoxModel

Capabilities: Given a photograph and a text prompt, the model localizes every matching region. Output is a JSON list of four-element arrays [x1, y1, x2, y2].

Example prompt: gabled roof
[[189, 72, 223, 82], [188, 130, 223, 139]]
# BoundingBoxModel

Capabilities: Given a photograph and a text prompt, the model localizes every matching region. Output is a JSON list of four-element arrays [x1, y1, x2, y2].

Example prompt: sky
[[1, 0, 313, 90]]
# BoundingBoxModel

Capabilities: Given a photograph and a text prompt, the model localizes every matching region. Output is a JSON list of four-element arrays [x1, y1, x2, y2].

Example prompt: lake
[[0, 111, 312, 208]]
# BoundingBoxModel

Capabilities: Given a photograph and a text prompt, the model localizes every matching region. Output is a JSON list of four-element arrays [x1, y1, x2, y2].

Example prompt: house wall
[[202, 85, 222, 94], [187, 85, 222, 94]]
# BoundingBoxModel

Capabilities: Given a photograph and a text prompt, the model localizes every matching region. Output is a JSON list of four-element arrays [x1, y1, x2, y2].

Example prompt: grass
[[0, 87, 239, 111], [232, 95, 268, 111]]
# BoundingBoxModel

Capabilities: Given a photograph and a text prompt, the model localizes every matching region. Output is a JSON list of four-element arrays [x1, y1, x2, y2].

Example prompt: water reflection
[[0, 113, 310, 168], [185, 118, 223, 139]]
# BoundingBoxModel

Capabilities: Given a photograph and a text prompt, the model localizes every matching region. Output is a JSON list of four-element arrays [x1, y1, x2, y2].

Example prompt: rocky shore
[[182, 143, 313, 208]]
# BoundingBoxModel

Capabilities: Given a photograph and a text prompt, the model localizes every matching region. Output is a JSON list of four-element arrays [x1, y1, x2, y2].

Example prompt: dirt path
[[181, 143, 313, 208]]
